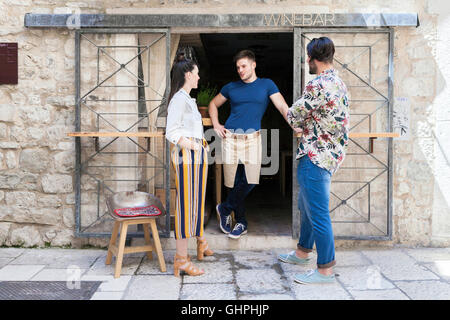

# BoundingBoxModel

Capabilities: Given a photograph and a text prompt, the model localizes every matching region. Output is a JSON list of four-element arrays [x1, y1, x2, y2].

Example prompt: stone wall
[[0, 0, 449, 248]]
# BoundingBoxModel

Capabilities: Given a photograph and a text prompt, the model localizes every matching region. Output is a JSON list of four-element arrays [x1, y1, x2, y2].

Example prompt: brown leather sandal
[[174, 253, 204, 277], [197, 238, 214, 261]]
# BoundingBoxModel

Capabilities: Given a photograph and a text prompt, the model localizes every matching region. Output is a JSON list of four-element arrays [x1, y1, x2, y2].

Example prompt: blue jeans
[[297, 156, 336, 268], [220, 164, 256, 228]]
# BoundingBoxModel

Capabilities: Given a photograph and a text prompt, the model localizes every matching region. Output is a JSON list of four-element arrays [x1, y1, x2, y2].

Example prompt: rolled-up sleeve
[[165, 95, 185, 145]]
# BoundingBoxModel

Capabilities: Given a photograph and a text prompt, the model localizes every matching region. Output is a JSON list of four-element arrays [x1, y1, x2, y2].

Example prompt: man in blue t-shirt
[[208, 49, 296, 239]]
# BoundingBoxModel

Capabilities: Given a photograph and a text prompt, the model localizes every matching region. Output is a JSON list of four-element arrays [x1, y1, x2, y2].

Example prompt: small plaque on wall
[[0, 43, 18, 85]]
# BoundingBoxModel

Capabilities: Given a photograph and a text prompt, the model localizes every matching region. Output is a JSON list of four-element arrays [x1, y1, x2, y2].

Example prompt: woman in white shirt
[[166, 55, 213, 277]]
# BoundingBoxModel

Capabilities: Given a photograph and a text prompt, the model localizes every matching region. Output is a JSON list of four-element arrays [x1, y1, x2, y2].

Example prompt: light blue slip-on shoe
[[294, 269, 336, 284], [278, 250, 311, 265]]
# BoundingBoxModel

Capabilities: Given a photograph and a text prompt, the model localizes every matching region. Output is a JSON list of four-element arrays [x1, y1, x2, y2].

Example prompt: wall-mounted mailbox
[[0, 43, 18, 85]]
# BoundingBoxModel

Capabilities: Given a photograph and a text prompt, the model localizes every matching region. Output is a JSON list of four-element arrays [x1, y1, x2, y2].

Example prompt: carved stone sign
[[263, 13, 336, 26], [24, 13, 419, 29]]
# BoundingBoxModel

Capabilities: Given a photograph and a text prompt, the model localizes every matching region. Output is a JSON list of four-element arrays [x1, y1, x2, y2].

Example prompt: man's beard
[[308, 60, 317, 75]]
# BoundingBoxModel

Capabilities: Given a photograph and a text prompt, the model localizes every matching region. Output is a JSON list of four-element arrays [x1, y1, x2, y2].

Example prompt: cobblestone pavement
[[0, 246, 449, 300]]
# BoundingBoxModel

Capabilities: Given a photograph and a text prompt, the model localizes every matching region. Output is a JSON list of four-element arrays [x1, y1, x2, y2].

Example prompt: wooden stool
[[105, 216, 166, 278], [105, 191, 167, 278]]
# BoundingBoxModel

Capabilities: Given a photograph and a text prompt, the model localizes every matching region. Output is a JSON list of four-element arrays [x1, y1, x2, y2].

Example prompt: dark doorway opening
[[180, 32, 294, 236]]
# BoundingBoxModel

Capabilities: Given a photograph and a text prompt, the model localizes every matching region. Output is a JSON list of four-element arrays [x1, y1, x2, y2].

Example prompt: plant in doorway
[[196, 84, 217, 118]]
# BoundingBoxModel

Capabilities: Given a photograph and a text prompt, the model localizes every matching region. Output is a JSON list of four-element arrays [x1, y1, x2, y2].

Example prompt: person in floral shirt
[[278, 37, 349, 284], [289, 68, 349, 174]]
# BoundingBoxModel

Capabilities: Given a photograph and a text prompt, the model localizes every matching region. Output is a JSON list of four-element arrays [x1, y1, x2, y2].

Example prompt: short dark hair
[[233, 49, 256, 64], [306, 37, 335, 63]]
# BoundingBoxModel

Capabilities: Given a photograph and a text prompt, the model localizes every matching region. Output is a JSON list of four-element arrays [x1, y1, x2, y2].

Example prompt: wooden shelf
[[68, 132, 165, 138], [202, 118, 212, 126]]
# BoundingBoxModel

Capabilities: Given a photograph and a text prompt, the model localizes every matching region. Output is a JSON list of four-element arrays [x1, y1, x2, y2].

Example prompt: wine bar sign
[[0, 43, 18, 85]]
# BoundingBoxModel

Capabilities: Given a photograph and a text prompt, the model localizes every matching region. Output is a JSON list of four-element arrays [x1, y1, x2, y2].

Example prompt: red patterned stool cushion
[[113, 205, 162, 218]]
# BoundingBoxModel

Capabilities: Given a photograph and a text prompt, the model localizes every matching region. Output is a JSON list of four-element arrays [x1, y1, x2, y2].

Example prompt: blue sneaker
[[294, 269, 336, 284], [228, 223, 247, 239], [217, 204, 231, 234], [278, 251, 311, 265]]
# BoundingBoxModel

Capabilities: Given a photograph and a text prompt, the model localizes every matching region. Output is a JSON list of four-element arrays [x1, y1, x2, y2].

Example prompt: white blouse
[[165, 88, 204, 145]]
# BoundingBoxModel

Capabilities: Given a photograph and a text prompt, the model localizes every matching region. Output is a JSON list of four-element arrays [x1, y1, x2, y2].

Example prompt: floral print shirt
[[287, 69, 349, 175]]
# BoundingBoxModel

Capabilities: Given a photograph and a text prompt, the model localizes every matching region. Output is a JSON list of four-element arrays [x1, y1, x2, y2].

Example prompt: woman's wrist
[[192, 141, 202, 151]]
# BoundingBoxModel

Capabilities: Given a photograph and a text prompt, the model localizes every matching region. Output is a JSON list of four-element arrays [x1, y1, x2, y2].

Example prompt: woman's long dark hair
[[168, 53, 198, 104]]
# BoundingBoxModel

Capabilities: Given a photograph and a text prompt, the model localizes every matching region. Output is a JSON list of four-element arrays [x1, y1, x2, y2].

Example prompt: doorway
[[178, 32, 294, 236]]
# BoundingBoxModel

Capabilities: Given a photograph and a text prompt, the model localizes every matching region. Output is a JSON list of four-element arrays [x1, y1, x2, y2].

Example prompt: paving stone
[[0, 248, 27, 258], [180, 283, 236, 300], [85, 255, 142, 276], [11, 249, 104, 268], [361, 249, 439, 281], [335, 250, 372, 267], [0, 257, 14, 268], [0, 265, 45, 281], [403, 248, 450, 262], [136, 250, 174, 275], [97, 275, 132, 292], [236, 269, 285, 294], [334, 266, 396, 290], [90, 291, 124, 300], [183, 261, 233, 284], [79, 275, 132, 293], [348, 289, 410, 300], [288, 276, 352, 300], [31, 268, 87, 281], [81, 275, 116, 282], [189, 250, 231, 263], [239, 293, 294, 300], [395, 280, 450, 300], [423, 261, 450, 280], [234, 250, 278, 269], [123, 275, 181, 300]]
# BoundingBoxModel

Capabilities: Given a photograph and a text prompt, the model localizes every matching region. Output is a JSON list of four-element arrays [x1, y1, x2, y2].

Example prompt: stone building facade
[[0, 0, 449, 248]]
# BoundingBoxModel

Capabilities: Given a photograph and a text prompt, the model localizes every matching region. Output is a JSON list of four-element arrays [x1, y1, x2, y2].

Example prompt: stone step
[[132, 230, 298, 251]]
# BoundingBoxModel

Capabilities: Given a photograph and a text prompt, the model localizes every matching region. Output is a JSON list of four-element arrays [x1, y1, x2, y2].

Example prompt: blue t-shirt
[[220, 78, 279, 132]]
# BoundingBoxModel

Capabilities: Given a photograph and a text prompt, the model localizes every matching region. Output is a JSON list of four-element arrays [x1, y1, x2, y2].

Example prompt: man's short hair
[[233, 50, 256, 64], [306, 37, 335, 63]]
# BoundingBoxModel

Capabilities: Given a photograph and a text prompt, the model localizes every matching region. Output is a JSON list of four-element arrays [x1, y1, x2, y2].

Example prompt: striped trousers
[[171, 137, 208, 240]]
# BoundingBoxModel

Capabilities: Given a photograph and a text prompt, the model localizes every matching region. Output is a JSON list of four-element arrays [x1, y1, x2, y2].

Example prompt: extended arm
[[208, 93, 230, 138], [270, 92, 303, 134], [270, 92, 289, 121]]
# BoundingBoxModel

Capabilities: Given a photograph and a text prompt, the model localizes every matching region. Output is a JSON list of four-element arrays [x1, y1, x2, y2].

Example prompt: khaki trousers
[[222, 131, 262, 188]]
